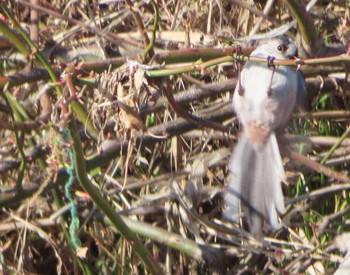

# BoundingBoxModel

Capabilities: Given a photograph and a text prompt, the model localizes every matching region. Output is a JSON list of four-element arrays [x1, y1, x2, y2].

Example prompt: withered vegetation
[[0, 0, 349, 274]]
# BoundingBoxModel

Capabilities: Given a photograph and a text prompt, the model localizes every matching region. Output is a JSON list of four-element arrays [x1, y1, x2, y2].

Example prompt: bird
[[224, 37, 306, 238]]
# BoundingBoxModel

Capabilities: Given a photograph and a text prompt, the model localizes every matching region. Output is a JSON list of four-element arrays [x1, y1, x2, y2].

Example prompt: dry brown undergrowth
[[0, 0, 349, 274]]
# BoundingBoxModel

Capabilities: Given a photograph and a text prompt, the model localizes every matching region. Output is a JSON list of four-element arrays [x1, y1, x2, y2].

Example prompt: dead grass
[[0, 0, 349, 274]]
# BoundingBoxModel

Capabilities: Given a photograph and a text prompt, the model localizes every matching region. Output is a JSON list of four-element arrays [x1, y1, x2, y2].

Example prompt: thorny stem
[[1, 4, 99, 139], [146, 53, 350, 77], [64, 64, 99, 139], [67, 116, 162, 274], [0, 4, 59, 91]]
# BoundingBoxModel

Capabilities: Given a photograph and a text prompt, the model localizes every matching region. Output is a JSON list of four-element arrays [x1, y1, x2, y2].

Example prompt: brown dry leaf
[[237, 0, 255, 35], [337, 7, 350, 44], [76, 246, 88, 259], [133, 67, 146, 92], [306, 261, 325, 275], [117, 82, 146, 131]]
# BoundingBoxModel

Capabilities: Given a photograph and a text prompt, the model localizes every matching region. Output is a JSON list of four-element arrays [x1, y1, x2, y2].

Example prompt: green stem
[[321, 127, 350, 165], [67, 116, 162, 274], [0, 4, 99, 139], [1, 4, 59, 88], [2, 88, 47, 170], [109, 216, 204, 261], [283, 0, 318, 49], [146, 54, 350, 77], [141, 0, 159, 60], [0, 18, 29, 56], [1, 87, 26, 190]]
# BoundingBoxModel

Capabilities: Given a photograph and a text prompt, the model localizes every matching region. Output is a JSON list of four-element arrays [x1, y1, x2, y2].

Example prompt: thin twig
[[162, 80, 233, 133], [283, 148, 349, 183], [286, 183, 350, 205]]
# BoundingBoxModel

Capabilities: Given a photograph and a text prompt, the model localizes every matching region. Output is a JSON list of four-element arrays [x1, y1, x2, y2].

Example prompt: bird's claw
[[267, 56, 276, 68]]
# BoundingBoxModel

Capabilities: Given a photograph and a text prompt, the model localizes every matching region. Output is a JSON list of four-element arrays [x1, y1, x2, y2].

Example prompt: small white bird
[[224, 37, 305, 237]]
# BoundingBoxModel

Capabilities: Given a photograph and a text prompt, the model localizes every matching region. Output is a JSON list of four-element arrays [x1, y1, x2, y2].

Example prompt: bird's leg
[[267, 56, 276, 97], [233, 45, 245, 96], [237, 64, 245, 96]]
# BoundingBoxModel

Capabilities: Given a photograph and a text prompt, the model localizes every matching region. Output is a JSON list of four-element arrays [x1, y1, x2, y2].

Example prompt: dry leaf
[[76, 246, 88, 259], [117, 82, 146, 131]]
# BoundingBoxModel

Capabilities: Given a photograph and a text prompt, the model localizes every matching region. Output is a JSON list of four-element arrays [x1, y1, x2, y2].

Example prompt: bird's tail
[[224, 132, 285, 237]]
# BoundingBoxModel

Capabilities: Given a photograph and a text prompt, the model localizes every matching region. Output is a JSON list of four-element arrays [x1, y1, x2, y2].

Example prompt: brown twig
[[316, 205, 350, 239], [15, 0, 143, 50], [30, 0, 39, 46], [283, 148, 349, 183], [286, 183, 350, 206], [286, 134, 350, 147], [124, 0, 154, 60], [0, 145, 51, 173], [162, 80, 234, 133], [295, 110, 350, 119], [0, 81, 53, 131], [89, 101, 235, 169], [139, 78, 236, 114]]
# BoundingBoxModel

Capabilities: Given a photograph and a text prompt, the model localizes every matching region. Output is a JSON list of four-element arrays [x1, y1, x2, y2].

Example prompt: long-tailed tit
[[224, 37, 306, 237]]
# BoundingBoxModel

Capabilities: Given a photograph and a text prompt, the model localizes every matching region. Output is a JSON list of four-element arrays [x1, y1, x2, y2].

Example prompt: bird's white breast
[[233, 62, 298, 135]]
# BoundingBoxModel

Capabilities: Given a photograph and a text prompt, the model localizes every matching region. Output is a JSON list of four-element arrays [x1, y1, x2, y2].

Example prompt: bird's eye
[[277, 43, 287, 52]]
